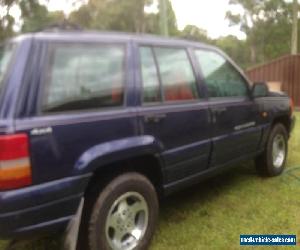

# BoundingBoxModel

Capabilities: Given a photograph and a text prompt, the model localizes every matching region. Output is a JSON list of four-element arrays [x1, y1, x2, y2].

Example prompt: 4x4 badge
[[30, 127, 53, 136]]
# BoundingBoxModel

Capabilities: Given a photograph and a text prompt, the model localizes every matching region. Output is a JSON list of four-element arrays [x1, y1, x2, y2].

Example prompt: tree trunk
[[135, 0, 145, 33], [250, 45, 257, 64], [159, 0, 168, 36], [291, 0, 298, 55]]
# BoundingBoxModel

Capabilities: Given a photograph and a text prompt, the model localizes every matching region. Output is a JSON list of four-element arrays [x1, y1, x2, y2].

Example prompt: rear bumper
[[0, 174, 91, 239]]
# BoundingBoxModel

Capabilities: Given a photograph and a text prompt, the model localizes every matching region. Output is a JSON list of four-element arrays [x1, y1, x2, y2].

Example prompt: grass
[[1, 113, 300, 250]]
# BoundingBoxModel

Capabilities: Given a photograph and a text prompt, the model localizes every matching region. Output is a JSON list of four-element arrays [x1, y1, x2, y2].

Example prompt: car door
[[136, 44, 212, 183], [21, 40, 138, 183], [194, 48, 262, 167]]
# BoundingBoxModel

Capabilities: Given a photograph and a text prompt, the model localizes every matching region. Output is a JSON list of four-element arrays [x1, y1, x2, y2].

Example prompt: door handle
[[144, 113, 166, 123], [210, 107, 227, 124], [211, 107, 227, 113]]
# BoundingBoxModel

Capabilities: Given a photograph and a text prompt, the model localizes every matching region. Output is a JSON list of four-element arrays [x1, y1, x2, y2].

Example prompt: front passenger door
[[195, 49, 262, 167]]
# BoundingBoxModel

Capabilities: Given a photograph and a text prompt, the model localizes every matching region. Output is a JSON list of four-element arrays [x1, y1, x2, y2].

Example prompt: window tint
[[0, 43, 15, 86], [154, 48, 198, 102], [195, 50, 248, 98], [140, 47, 161, 103], [43, 44, 125, 112]]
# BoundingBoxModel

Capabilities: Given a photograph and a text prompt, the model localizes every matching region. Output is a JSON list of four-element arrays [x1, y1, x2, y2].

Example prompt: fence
[[246, 55, 300, 107]]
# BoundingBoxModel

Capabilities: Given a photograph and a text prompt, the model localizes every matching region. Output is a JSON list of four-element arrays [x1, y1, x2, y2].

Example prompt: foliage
[[158, 0, 178, 36], [226, 0, 293, 66], [69, 0, 178, 35], [216, 35, 250, 69], [0, 1, 299, 73], [0, 0, 66, 39], [180, 25, 212, 43], [69, 0, 152, 32], [179, 26, 251, 69], [0, 0, 17, 41], [21, 1, 65, 32]]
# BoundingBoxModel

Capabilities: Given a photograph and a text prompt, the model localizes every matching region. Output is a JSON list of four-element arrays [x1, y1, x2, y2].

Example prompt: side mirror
[[252, 82, 269, 98]]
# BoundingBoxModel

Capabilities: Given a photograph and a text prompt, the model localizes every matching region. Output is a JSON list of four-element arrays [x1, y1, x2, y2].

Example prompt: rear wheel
[[81, 172, 159, 250], [255, 123, 288, 176]]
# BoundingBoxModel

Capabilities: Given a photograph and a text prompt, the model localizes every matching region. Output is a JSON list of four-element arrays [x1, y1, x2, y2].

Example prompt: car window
[[0, 43, 15, 88], [154, 47, 198, 102], [195, 49, 248, 98], [140, 47, 161, 103], [42, 44, 125, 113]]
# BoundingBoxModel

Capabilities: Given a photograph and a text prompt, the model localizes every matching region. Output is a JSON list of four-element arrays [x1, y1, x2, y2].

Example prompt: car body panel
[[0, 31, 294, 239], [139, 102, 212, 183], [208, 98, 263, 167], [0, 174, 90, 238], [73, 135, 164, 175]]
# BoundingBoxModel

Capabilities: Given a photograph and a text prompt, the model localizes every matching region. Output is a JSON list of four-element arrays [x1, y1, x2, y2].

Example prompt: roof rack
[[37, 20, 83, 32]]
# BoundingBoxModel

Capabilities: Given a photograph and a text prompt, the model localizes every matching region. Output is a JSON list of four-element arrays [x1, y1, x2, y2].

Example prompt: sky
[[171, 0, 245, 39], [36, 0, 246, 39]]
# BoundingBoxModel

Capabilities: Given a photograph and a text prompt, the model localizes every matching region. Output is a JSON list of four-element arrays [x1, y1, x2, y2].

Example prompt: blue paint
[[0, 31, 294, 239]]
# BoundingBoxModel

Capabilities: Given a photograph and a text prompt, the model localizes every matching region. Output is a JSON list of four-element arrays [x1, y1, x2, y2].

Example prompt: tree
[[0, 0, 18, 41], [226, 0, 291, 65], [68, 0, 178, 35], [159, 0, 168, 36], [158, 0, 178, 36], [163, 0, 178, 36], [216, 35, 249, 69], [0, 0, 66, 41], [180, 25, 211, 43], [291, 0, 298, 54], [68, 4, 92, 29], [69, 0, 153, 32], [20, 1, 65, 32]]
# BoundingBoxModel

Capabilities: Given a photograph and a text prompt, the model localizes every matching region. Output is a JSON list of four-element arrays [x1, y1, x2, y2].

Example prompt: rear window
[[42, 43, 125, 113], [0, 43, 15, 89]]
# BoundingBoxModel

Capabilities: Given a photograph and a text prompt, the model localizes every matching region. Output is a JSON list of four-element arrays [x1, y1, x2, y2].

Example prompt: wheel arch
[[73, 136, 165, 198], [271, 114, 291, 133], [85, 154, 165, 199]]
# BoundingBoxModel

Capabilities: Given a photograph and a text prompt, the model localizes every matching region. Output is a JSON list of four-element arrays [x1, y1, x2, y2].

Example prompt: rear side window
[[42, 44, 125, 113], [195, 50, 248, 98], [0, 43, 15, 88]]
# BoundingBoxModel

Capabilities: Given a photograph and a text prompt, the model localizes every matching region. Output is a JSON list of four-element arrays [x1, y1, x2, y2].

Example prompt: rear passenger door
[[136, 45, 212, 183], [20, 41, 138, 183], [194, 49, 262, 167]]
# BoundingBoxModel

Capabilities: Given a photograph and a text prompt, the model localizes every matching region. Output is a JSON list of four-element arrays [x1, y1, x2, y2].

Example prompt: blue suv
[[0, 31, 295, 250]]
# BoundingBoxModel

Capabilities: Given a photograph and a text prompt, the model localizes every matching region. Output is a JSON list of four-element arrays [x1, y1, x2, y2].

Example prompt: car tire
[[255, 123, 288, 177], [81, 172, 159, 250]]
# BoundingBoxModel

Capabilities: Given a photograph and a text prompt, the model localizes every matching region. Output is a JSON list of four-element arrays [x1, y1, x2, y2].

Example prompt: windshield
[[0, 43, 15, 87]]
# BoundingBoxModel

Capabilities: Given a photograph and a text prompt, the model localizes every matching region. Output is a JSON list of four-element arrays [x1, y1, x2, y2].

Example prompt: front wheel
[[85, 172, 159, 250], [255, 123, 288, 177]]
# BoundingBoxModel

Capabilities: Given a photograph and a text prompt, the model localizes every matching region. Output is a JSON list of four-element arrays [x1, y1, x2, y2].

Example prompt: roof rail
[[37, 20, 83, 32]]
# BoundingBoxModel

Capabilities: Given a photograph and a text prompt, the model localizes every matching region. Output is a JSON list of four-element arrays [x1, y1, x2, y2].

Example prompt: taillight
[[0, 134, 32, 190], [290, 98, 294, 116]]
